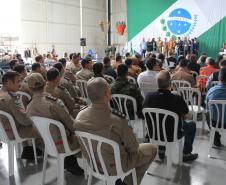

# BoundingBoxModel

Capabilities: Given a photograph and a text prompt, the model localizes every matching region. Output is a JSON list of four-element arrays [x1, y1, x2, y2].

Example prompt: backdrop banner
[[127, 0, 226, 57]]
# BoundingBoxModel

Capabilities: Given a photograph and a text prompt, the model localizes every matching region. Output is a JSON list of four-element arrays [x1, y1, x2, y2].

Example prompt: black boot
[[64, 156, 84, 175], [214, 132, 224, 147], [21, 146, 43, 160], [115, 179, 127, 185]]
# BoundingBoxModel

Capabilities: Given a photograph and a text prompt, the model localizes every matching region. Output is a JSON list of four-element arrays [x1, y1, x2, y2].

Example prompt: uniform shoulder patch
[[58, 85, 66, 90], [64, 76, 70, 81], [111, 109, 126, 119], [46, 95, 57, 101]]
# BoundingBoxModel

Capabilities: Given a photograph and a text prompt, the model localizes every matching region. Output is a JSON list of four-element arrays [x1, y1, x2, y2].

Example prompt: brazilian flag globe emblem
[[167, 8, 192, 35]]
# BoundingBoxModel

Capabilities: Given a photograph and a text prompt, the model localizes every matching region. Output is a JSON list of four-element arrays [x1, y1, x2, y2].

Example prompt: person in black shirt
[[143, 70, 198, 162]]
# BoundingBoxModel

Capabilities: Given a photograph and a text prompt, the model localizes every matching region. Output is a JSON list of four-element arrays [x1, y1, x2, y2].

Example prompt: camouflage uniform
[[110, 77, 144, 119]]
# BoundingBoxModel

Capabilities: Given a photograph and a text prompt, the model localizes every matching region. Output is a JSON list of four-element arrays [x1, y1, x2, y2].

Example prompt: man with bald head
[[143, 70, 198, 162], [75, 77, 156, 185]]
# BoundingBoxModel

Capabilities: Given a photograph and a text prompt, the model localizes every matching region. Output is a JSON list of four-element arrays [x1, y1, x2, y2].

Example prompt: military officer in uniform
[[13, 64, 30, 107], [45, 68, 80, 117], [26, 73, 84, 175], [35, 55, 47, 80], [59, 57, 81, 96], [65, 53, 82, 76], [75, 77, 157, 185], [0, 71, 39, 158], [53, 62, 86, 105], [76, 57, 94, 81]]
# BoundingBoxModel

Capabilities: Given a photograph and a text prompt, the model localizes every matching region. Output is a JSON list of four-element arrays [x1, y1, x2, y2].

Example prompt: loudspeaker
[[80, 38, 86, 46]]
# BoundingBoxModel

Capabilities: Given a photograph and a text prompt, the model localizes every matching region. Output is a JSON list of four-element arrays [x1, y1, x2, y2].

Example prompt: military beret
[[26, 73, 45, 88]]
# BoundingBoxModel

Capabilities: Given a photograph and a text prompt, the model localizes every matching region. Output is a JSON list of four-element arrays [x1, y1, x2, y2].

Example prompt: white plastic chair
[[31, 116, 81, 185], [178, 87, 206, 131], [0, 110, 37, 176], [208, 100, 226, 158], [110, 94, 145, 138], [138, 84, 157, 98], [142, 108, 183, 178], [75, 131, 137, 185], [127, 76, 136, 84], [104, 75, 115, 83], [196, 75, 209, 95], [210, 81, 219, 88], [171, 80, 191, 91], [76, 80, 91, 105], [17, 91, 31, 107]]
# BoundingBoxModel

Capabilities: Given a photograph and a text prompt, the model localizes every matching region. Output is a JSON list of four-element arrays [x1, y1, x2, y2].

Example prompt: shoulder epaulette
[[46, 95, 57, 101], [64, 76, 70, 81], [112, 109, 126, 119], [58, 85, 66, 90]]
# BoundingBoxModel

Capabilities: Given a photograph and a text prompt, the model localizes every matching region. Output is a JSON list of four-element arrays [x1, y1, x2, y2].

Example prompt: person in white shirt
[[137, 57, 159, 97]]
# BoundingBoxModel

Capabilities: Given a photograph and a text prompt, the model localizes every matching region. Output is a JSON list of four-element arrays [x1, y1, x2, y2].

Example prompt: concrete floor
[[1, 123, 226, 185]]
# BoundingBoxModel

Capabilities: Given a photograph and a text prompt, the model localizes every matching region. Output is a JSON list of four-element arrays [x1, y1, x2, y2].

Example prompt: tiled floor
[[1, 123, 226, 185]]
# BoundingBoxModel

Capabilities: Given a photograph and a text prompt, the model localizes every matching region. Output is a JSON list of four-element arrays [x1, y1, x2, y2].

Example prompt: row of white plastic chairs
[[1, 98, 225, 183]]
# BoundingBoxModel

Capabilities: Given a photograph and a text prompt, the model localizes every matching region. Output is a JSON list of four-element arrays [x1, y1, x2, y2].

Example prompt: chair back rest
[[76, 80, 89, 99], [0, 110, 22, 142], [75, 131, 124, 177], [142, 108, 179, 145], [208, 100, 226, 130], [178, 87, 202, 112], [171, 80, 191, 91], [127, 76, 136, 84], [31, 116, 72, 157], [210, 81, 219, 88], [196, 75, 209, 93], [103, 75, 115, 84], [111, 94, 137, 121], [17, 91, 31, 108]]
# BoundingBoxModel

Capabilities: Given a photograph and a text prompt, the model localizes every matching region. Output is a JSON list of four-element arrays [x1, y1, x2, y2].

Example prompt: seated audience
[[197, 57, 218, 90], [197, 54, 207, 67], [46, 68, 80, 118], [9, 59, 19, 70], [143, 70, 198, 162], [125, 58, 140, 78], [171, 57, 195, 87], [13, 64, 30, 107], [59, 58, 77, 85], [206, 59, 226, 90], [53, 62, 85, 105], [76, 57, 93, 81], [66, 53, 82, 76], [75, 77, 157, 185], [31, 62, 42, 74], [0, 71, 38, 159], [103, 56, 117, 79], [26, 73, 84, 175], [35, 55, 47, 80], [93, 62, 104, 78], [110, 64, 143, 119], [137, 57, 158, 97], [135, 54, 146, 72], [112, 55, 122, 71], [206, 68, 226, 147], [188, 54, 200, 74]]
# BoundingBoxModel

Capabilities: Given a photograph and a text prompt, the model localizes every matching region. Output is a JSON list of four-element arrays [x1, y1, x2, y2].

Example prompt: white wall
[[20, 0, 107, 59], [111, 0, 127, 54]]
